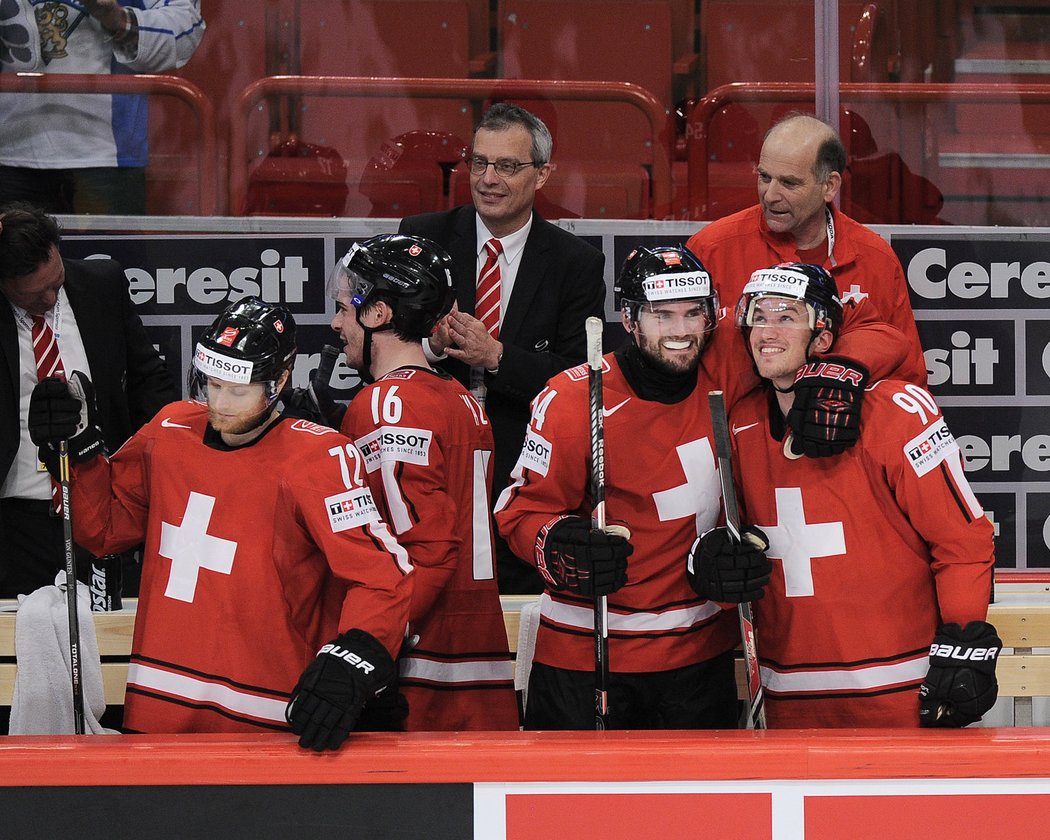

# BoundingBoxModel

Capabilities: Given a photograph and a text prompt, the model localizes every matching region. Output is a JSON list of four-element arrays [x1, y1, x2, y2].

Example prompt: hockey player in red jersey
[[495, 246, 745, 729], [28, 298, 413, 750], [329, 234, 518, 730], [689, 262, 1000, 727]]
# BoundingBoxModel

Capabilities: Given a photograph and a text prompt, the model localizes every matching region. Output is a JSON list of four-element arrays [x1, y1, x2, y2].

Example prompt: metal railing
[[686, 81, 1050, 219], [0, 72, 218, 215], [229, 76, 671, 216]]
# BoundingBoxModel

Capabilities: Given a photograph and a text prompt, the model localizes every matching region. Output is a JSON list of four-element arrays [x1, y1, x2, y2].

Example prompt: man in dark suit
[[399, 103, 606, 593], [0, 203, 178, 599]]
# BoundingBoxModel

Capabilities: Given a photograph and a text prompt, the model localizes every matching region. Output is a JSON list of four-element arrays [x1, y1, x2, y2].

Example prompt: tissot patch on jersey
[[325, 488, 381, 532], [520, 427, 553, 475], [289, 419, 335, 436], [904, 418, 958, 477], [381, 369, 418, 381], [354, 426, 433, 473], [565, 357, 611, 382]]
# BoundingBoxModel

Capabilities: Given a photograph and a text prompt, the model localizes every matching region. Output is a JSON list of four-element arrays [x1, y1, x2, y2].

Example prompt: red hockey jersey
[[343, 368, 517, 731], [729, 381, 994, 727], [496, 354, 740, 674], [70, 401, 412, 735]]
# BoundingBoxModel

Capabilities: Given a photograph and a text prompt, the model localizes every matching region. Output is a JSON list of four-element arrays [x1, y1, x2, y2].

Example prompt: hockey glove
[[28, 372, 106, 473], [687, 525, 772, 603], [535, 515, 632, 597], [280, 344, 347, 427], [286, 628, 399, 751], [787, 355, 869, 458], [919, 620, 1002, 728]]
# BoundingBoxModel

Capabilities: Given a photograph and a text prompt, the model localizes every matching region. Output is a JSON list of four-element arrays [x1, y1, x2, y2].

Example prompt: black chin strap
[[356, 309, 393, 385]]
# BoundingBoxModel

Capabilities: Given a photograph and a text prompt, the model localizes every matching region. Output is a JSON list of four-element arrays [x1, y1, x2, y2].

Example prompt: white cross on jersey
[[652, 438, 721, 534], [760, 487, 845, 597], [158, 492, 237, 602], [841, 283, 870, 305]]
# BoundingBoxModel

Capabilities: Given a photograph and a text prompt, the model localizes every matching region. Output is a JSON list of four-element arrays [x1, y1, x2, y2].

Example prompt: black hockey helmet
[[735, 262, 843, 339], [328, 234, 455, 340], [189, 296, 297, 402], [614, 245, 718, 329]]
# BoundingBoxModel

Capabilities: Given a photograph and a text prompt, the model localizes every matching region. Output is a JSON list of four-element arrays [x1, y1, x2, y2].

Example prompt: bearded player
[[329, 234, 518, 730], [28, 297, 412, 750], [689, 262, 1000, 727], [496, 245, 749, 729]]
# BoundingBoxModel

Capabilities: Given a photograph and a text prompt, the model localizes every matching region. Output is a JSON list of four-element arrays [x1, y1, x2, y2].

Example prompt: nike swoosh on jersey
[[732, 422, 759, 435], [161, 418, 192, 429], [602, 398, 631, 418]]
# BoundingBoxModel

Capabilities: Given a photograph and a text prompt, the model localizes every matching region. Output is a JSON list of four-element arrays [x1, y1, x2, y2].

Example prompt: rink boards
[[1, 729, 1049, 837]]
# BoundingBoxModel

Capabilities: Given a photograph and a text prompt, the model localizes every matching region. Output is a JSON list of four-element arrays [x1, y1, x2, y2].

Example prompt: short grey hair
[[475, 103, 553, 165]]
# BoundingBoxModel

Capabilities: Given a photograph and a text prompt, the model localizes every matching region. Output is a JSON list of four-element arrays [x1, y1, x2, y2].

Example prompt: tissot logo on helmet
[[744, 268, 811, 297], [641, 272, 711, 300], [193, 345, 254, 384]]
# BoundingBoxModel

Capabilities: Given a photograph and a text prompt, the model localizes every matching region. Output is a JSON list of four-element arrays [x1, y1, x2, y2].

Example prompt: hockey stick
[[585, 316, 609, 730], [707, 390, 767, 731], [59, 440, 86, 735]]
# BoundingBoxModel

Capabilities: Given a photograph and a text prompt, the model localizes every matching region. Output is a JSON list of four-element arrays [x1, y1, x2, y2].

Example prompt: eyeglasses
[[466, 155, 542, 178]]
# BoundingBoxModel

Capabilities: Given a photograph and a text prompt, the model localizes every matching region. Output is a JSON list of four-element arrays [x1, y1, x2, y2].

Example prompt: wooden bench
[[3, 596, 1049, 724]]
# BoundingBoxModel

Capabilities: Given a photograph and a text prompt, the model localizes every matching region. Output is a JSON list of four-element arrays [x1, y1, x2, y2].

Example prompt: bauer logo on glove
[[787, 354, 869, 458], [919, 620, 1001, 728]]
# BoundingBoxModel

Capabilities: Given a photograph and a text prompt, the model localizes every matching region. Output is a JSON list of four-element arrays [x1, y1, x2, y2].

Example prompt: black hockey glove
[[919, 621, 1001, 728], [286, 628, 399, 751], [687, 525, 772, 603], [535, 515, 632, 597], [280, 344, 346, 427], [28, 372, 106, 474], [786, 355, 869, 458]]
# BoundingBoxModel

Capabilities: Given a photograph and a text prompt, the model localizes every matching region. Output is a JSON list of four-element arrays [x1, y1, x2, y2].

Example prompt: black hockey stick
[[586, 316, 610, 730], [59, 440, 86, 735], [708, 390, 767, 731]]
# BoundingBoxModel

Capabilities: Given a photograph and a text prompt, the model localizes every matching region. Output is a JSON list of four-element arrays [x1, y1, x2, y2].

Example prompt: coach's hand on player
[[535, 515, 632, 597], [787, 355, 869, 458], [426, 304, 458, 357], [286, 628, 400, 751], [28, 371, 106, 471], [687, 525, 771, 603], [919, 620, 1002, 728]]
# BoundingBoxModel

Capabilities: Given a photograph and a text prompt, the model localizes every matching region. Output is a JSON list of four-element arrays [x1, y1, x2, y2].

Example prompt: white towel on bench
[[8, 573, 113, 735]]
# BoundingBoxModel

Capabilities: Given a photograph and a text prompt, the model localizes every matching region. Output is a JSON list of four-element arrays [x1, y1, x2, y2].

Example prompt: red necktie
[[476, 238, 503, 339], [31, 315, 66, 513]]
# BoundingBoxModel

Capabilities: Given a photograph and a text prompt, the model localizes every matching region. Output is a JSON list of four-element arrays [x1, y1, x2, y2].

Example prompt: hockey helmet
[[328, 234, 455, 340], [189, 296, 297, 404], [735, 262, 843, 338], [614, 245, 718, 330]]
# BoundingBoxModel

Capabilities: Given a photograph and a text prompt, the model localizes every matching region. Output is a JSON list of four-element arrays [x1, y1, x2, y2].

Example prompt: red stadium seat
[[273, 0, 478, 216], [496, 0, 678, 218], [699, 1, 875, 92]]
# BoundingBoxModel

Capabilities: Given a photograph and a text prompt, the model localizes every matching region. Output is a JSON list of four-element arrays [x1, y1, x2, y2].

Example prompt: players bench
[[2, 594, 1049, 727]]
